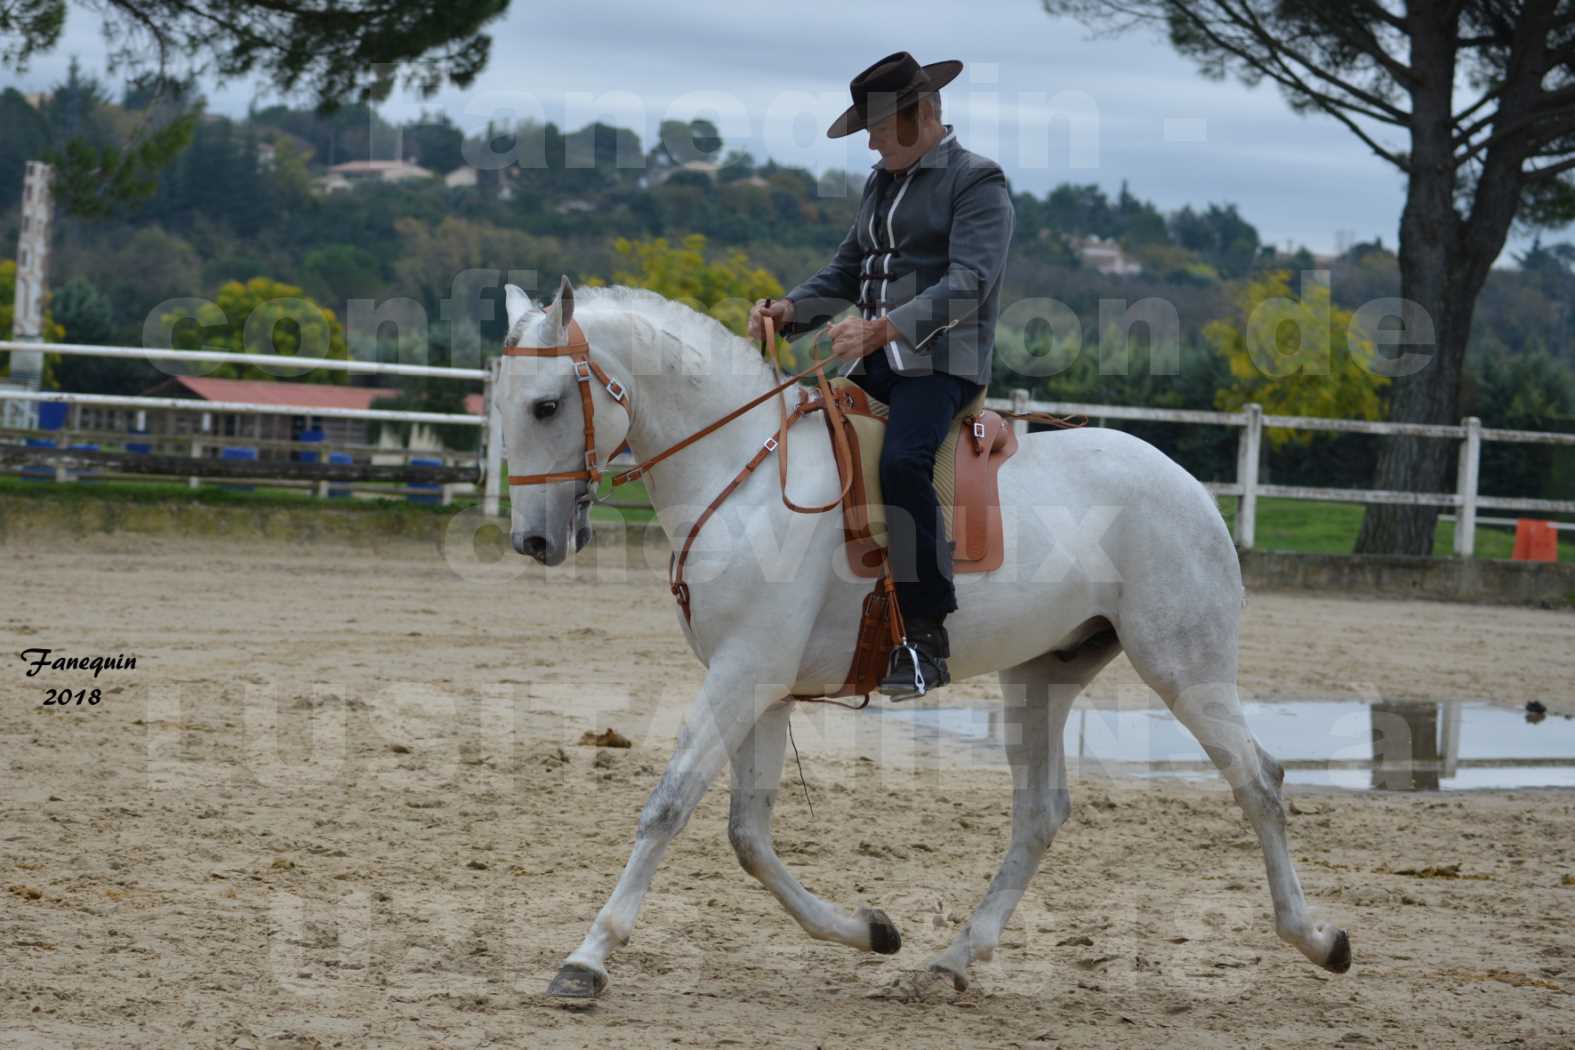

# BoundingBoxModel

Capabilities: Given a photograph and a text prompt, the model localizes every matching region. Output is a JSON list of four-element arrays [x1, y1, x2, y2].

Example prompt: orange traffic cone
[[1511, 519, 1559, 562]]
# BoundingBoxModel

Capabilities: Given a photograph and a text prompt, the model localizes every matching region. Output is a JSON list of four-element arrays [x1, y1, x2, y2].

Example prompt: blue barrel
[[407, 457, 443, 505], [327, 451, 353, 498], [294, 427, 324, 463], [218, 446, 259, 492], [36, 402, 67, 430], [21, 436, 54, 481]]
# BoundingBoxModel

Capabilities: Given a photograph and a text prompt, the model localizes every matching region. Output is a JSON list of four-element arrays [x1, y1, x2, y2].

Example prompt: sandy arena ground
[[2, 531, 1573, 1049]]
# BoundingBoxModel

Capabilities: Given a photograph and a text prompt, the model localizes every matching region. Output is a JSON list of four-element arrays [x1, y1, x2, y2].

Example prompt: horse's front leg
[[547, 653, 785, 998], [728, 701, 902, 953]]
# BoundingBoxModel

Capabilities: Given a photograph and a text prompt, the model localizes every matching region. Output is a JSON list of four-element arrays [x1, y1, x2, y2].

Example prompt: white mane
[[515, 284, 778, 386]]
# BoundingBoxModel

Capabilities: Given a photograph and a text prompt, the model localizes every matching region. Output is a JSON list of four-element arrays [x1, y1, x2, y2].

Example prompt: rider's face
[[866, 107, 926, 170]]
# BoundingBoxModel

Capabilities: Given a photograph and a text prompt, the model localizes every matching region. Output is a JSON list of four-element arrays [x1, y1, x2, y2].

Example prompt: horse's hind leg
[[926, 637, 1118, 991], [727, 702, 900, 953], [1119, 602, 1351, 974]]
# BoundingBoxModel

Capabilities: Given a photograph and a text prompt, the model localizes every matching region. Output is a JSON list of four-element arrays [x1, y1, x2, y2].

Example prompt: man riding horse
[[749, 50, 1015, 700]]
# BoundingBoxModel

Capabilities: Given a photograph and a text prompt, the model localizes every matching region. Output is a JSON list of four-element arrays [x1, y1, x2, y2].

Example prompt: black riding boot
[[879, 617, 951, 701]]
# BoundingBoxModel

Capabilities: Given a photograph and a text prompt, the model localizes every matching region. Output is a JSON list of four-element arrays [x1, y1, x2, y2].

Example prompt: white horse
[[499, 277, 1352, 999]]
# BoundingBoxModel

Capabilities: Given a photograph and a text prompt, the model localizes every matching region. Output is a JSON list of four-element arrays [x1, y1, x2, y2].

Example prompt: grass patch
[[0, 475, 454, 513], [0, 473, 661, 525], [3, 475, 1564, 558], [1215, 496, 1573, 561]]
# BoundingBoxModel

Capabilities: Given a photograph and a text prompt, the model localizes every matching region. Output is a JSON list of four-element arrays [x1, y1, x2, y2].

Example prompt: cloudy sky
[[9, 0, 1563, 267]]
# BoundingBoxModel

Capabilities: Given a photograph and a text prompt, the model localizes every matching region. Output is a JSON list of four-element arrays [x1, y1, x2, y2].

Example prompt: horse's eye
[[533, 399, 559, 421]]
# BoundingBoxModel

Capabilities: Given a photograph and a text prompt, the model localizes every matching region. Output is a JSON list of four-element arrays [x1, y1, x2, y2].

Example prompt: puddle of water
[[873, 700, 1575, 791]]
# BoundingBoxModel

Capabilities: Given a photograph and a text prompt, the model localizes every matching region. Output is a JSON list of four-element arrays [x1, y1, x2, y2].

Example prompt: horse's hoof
[[929, 962, 969, 992], [1321, 929, 1352, 974], [859, 907, 902, 955], [546, 963, 607, 999]]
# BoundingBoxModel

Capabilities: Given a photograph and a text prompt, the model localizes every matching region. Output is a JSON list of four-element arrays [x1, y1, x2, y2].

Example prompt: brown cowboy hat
[[826, 50, 963, 139]]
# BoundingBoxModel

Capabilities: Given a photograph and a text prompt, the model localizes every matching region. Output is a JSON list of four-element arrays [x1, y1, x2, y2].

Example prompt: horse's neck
[[587, 310, 792, 530]]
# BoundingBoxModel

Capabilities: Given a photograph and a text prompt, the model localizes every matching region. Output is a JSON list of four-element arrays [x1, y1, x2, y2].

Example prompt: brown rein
[[500, 313, 1083, 629], [503, 313, 855, 506]]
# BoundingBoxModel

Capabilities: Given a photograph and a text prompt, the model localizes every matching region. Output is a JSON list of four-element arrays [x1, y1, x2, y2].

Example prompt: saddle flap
[[951, 410, 1016, 564], [823, 378, 1018, 578]]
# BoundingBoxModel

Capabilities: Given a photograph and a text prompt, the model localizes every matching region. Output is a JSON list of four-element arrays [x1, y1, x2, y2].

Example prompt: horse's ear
[[504, 284, 537, 330], [545, 274, 575, 340]]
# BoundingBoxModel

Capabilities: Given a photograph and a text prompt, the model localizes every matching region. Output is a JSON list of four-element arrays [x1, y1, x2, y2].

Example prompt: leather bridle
[[499, 311, 857, 622], [501, 313, 854, 498], [502, 318, 632, 486]]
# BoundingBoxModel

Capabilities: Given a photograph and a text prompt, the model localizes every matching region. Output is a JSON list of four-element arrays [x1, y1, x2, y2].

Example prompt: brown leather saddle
[[819, 377, 1019, 578], [792, 378, 1022, 704]]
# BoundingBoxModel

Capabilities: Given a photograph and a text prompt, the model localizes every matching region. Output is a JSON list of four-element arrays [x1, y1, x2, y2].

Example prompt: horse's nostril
[[514, 533, 549, 559]]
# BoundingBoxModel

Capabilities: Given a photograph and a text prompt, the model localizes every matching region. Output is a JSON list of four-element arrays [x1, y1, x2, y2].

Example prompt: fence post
[[483, 357, 503, 518], [188, 438, 201, 490], [1010, 388, 1029, 440], [1453, 415, 1481, 557], [1235, 403, 1262, 550]]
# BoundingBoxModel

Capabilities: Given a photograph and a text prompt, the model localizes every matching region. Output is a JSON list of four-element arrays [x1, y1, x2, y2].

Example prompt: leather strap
[[503, 319, 633, 486], [996, 409, 1087, 430], [670, 386, 818, 621], [669, 312, 855, 621], [607, 315, 849, 492], [768, 318, 855, 515]]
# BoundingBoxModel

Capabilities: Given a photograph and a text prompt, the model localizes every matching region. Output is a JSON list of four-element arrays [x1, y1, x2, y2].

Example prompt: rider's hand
[[825, 317, 899, 362], [748, 298, 795, 341]]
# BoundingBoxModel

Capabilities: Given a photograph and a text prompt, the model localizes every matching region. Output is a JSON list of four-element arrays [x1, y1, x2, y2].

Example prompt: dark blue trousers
[[850, 350, 984, 622]]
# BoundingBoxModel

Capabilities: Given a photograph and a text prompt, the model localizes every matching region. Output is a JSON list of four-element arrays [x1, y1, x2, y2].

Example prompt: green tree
[[717, 149, 756, 183], [650, 118, 723, 169], [303, 244, 386, 305], [596, 233, 783, 338], [1208, 269, 1389, 446], [564, 121, 645, 190], [1043, 183, 1116, 239], [161, 276, 349, 382], [14, 60, 198, 218], [251, 101, 390, 166], [0, 258, 66, 386], [0, 88, 48, 209], [2, 1, 507, 108], [402, 112, 465, 173], [83, 226, 203, 336], [1466, 348, 1575, 503], [1115, 179, 1170, 244], [1045, 1, 1575, 556], [1169, 202, 1260, 278], [51, 277, 113, 342], [49, 276, 167, 394], [5, 4, 508, 217]]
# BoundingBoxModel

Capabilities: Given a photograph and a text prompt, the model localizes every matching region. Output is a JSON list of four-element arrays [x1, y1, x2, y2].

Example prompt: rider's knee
[[879, 443, 935, 485]]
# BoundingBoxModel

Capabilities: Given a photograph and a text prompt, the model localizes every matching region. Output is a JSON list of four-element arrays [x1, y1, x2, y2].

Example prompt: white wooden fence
[[990, 394, 1575, 555], [0, 341, 487, 501], [4, 341, 1573, 557]]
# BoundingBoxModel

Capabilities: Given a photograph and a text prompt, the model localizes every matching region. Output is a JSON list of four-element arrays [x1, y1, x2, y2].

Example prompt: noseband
[[502, 318, 632, 486]]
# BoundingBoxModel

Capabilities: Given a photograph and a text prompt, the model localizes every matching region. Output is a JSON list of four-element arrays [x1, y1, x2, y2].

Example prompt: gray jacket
[[783, 125, 1014, 386]]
